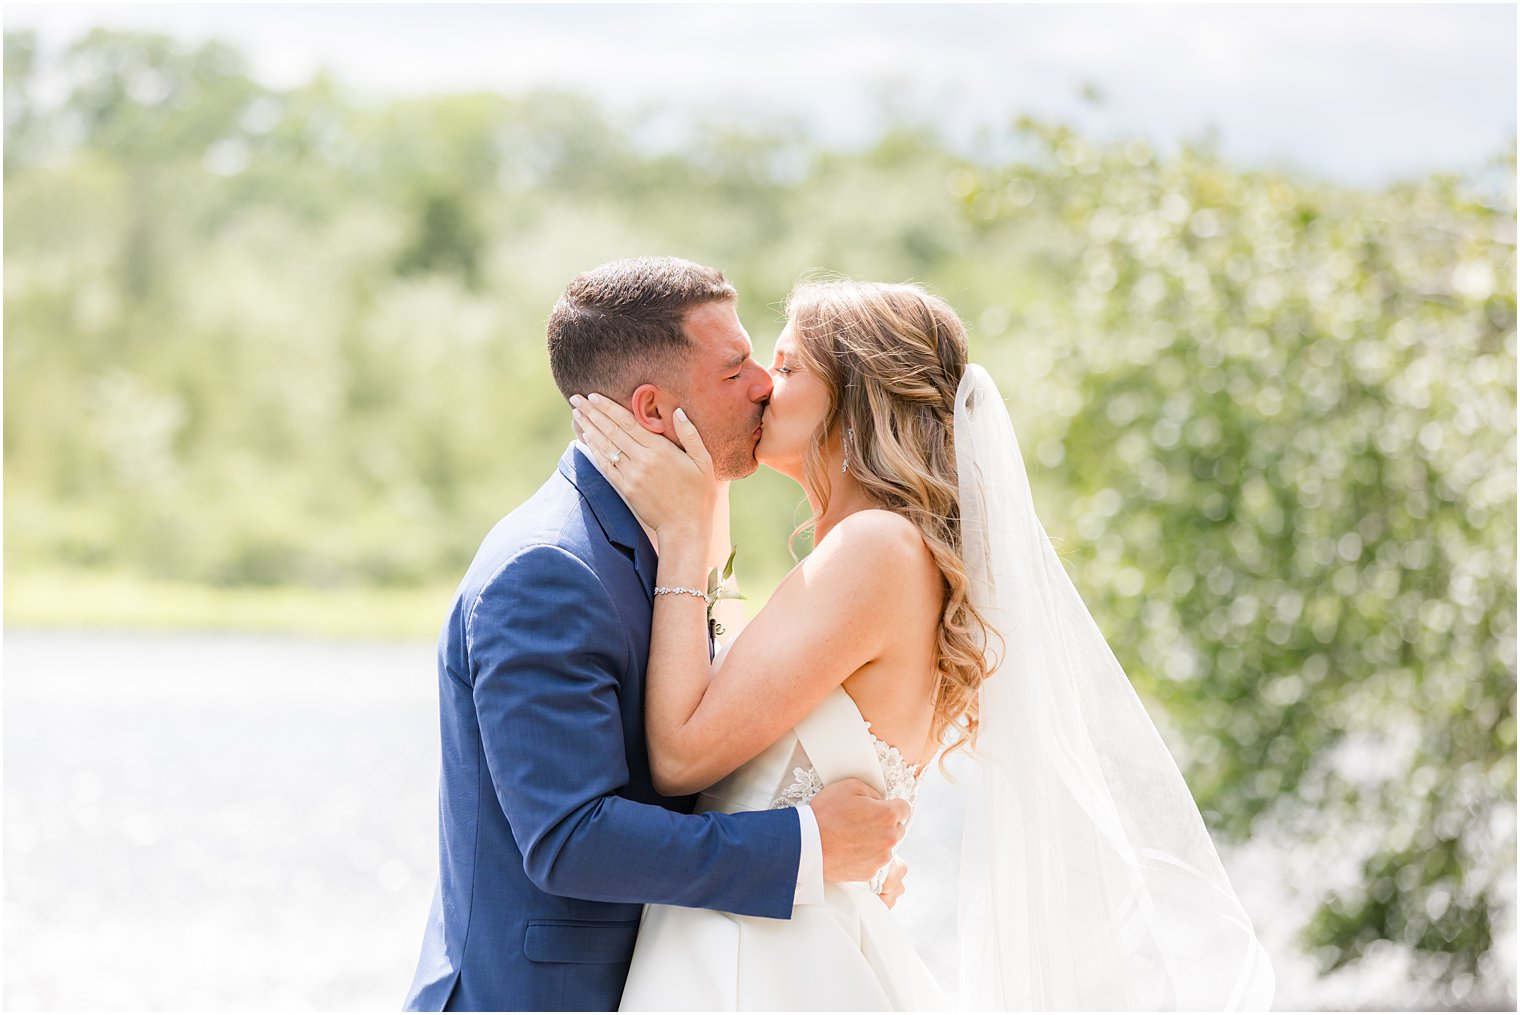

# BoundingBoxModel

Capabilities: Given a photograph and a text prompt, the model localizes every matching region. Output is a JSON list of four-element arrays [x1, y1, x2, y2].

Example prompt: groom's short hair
[[547, 256, 737, 400]]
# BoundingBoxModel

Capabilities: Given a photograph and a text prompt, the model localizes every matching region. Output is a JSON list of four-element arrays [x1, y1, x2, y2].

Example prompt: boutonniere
[[706, 546, 746, 638]]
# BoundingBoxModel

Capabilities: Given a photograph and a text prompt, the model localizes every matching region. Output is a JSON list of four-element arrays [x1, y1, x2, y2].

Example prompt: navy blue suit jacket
[[405, 444, 801, 1012]]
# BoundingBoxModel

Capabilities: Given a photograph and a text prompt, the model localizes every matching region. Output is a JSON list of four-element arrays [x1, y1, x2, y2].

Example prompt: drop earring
[[842, 426, 854, 474]]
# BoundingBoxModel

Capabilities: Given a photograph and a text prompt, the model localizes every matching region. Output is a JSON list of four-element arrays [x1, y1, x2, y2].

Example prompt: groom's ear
[[629, 383, 674, 437]]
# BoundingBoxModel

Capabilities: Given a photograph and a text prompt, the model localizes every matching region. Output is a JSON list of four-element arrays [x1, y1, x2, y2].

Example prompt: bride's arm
[[572, 395, 916, 796], [646, 508, 917, 795]]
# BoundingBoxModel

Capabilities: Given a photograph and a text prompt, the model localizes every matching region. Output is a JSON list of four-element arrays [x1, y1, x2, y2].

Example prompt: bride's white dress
[[618, 685, 949, 1011], [621, 364, 1276, 1012]]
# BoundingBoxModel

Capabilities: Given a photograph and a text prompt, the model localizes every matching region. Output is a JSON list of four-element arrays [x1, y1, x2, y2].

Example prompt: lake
[[4, 630, 1510, 1009]]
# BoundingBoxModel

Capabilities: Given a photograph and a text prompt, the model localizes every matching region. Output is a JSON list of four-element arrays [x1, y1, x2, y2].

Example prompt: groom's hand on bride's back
[[811, 778, 911, 884]]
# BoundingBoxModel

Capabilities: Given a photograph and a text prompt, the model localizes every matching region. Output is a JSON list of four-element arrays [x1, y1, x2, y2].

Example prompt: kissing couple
[[404, 257, 1274, 1011]]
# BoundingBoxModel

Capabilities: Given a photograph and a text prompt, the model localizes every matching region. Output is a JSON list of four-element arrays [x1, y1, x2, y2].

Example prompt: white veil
[[953, 364, 1275, 1011]]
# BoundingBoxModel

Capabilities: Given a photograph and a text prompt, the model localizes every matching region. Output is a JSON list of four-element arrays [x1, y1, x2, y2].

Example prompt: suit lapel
[[557, 443, 658, 599]]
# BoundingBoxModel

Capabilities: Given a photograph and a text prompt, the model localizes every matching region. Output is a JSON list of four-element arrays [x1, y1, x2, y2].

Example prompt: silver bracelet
[[653, 586, 706, 600]]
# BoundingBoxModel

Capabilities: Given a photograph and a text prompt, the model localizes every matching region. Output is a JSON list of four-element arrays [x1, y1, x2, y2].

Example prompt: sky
[[5, 3, 1516, 186]]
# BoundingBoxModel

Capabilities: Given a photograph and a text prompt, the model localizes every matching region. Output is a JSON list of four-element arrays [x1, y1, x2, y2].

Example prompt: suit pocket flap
[[523, 919, 640, 964]]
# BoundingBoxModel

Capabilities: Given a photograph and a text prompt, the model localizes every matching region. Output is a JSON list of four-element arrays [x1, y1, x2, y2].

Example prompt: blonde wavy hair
[[784, 278, 996, 762]]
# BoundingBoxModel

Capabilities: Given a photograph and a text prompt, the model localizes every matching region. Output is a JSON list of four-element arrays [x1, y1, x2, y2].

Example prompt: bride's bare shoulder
[[811, 508, 935, 575]]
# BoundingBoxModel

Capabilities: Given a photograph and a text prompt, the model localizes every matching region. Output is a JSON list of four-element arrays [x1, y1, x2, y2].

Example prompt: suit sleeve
[[467, 542, 800, 919]]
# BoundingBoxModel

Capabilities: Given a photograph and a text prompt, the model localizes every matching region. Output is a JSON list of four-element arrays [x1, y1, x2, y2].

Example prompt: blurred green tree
[[953, 120, 1516, 1000]]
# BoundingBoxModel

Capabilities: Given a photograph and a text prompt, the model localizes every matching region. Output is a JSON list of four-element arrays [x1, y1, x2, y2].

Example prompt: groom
[[405, 257, 910, 1012]]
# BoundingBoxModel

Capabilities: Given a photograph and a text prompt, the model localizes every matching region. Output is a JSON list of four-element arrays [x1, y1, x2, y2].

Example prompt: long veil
[[953, 364, 1275, 1010]]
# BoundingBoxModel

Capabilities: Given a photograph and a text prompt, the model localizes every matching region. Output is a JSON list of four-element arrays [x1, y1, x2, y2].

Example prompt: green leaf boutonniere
[[705, 546, 746, 638]]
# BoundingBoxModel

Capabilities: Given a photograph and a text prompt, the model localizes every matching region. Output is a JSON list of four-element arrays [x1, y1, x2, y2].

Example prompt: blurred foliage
[[4, 29, 1514, 1001], [950, 122, 1516, 1001]]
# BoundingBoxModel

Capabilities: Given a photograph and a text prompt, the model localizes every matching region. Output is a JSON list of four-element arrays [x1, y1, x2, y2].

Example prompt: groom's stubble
[[690, 402, 765, 481], [650, 371, 764, 482], [665, 300, 770, 482]]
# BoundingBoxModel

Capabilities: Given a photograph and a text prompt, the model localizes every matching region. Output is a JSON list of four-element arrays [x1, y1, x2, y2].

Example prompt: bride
[[572, 279, 1274, 1011]]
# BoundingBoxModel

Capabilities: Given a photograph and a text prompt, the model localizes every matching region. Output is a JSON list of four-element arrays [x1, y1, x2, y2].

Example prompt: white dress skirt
[[617, 687, 949, 1011]]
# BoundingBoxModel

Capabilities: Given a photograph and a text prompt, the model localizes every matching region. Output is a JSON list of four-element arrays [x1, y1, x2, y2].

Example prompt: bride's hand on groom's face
[[571, 393, 717, 537]]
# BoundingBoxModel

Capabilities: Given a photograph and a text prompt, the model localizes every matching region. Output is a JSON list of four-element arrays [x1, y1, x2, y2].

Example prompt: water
[[4, 630, 1507, 1009]]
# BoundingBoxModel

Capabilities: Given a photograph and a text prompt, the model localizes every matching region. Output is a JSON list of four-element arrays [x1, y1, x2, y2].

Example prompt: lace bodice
[[771, 720, 925, 813], [692, 687, 930, 893], [767, 720, 926, 894], [623, 697, 952, 1011]]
